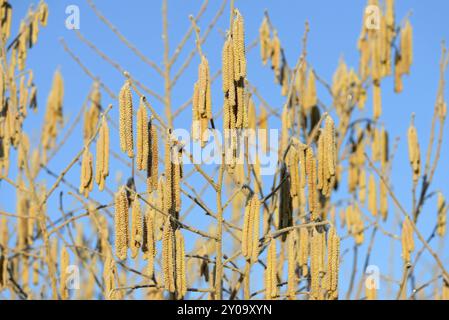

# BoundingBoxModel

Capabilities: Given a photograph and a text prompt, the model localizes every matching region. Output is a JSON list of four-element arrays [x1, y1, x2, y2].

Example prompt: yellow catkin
[[251, 197, 260, 264], [368, 174, 377, 216], [401, 216, 414, 264], [279, 164, 292, 238], [39, 2, 49, 27], [326, 227, 340, 300], [407, 117, 421, 183], [114, 186, 129, 260], [437, 192, 447, 237], [242, 195, 252, 259], [298, 227, 309, 276], [265, 237, 277, 299], [317, 133, 325, 192], [359, 169, 366, 205], [325, 116, 336, 176], [373, 83, 382, 120], [366, 282, 377, 300], [401, 20, 413, 75], [310, 228, 322, 300], [130, 195, 143, 259], [174, 148, 183, 213], [164, 138, 173, 214], [287, 231, 296, 300], [119, 81, 133, 158], [380, 179, 388, 221], [136, 98, 149, 171], [103, 252, 120, 300], [304, 69, 317, 112], [175, 229, 187, 299], [41, 70, 64, 162], [60, 246, 69, 300], [270, 31, 281, 80], [95, 118, 109, 191], [79, 147, 94, 197], [0, 217, 9, 289], [148, 120, 159, 192], [162, 220, 175, 293], [380, 126, 389, 170], [306, 147, 318, 219], [146, 206, 156, 278], [259, 16, 270, 66], [442, 280, 449, 300], [233, 10, 246, 80], [394, 52, 404, 93]]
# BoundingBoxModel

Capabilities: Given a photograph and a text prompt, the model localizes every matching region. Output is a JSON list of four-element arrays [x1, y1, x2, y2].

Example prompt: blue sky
[[4, 0, 449, 299]]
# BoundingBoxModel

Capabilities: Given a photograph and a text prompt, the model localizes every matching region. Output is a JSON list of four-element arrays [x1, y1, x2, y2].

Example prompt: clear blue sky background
[[4, 0, 449, 299]]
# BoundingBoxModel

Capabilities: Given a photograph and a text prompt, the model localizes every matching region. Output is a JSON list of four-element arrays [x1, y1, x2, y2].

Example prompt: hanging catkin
[[401, 20, 413, 75], [270, 31, 281, 80], [119, 81, 134, 158], [174, 148, 183, 213], [304, 69, 317, 112], [147, 119, 159, 192], [233, 10, 246, 80], [310, 227, 322, 300], [164, 137, 173, 214], [136, 97, 149, 171], [130, 195, 143, 259], [297, 227, 309, 276], [242, 194, 253, 260], [103, 252, 121, 300], [251, 197, 260, 264], [175, 229, 187, 299], [359, 169, 366, 205], [79, 147, 93, 197], [306, 147, 318, 219], [259, 16, 270, 66], [380, 178, 388, 221], [265, 237, 277, 299], [325, 227, 340, 300], [162, 219, 175, 293], [407, 116, 421, 183], [287, 145, 300, 210], [279, 164, 292, 239], [83, 82, 101, 143], [368, 173, 377, 216], [193, 55, 212, 146], [146, 205, 156, 278], [42, 70, 64, 162], [0, 217, 8, 289], [287, 231, 296, 300], [437, 192, 447, 237], [60, 246, 69, 300], [114, 186, 129, 260], [373, 83, 382, 120], [95, 117, 109, 191], [325, 116, 336, 177], [401, 216, 414, 264]]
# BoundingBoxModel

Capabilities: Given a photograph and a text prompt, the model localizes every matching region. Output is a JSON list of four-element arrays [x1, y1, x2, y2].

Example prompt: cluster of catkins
[[358, 0, 413, 119], [0, 2, 48, 175], [115, 80, 186, 299], [259, 15, 289, 96], [222, 10, 248, 174]]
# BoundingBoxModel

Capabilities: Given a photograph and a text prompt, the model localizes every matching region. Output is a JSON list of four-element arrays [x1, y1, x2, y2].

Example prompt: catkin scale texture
[[115, 187, 129, 261], [119, 81, 134, 158]]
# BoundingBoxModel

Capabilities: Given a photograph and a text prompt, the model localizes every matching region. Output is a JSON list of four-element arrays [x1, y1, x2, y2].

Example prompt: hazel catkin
[[119, 81, 134, 158], [115, 186, 129, 261]]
